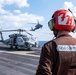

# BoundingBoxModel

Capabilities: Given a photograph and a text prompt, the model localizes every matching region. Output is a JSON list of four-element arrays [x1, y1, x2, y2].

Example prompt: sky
[[0, 0, 76, 41]]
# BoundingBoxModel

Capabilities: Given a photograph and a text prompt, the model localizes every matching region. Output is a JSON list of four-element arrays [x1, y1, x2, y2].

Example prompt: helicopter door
[[16, 36, 24, 45]]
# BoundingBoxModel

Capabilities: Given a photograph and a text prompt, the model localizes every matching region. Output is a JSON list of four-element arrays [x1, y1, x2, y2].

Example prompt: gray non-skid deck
[[0, 44, 41, 75]]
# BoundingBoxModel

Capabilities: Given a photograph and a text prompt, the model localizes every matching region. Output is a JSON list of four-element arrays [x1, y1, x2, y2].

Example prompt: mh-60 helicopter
[[0, 29, 39, 50], [0, 21, 43, 50]]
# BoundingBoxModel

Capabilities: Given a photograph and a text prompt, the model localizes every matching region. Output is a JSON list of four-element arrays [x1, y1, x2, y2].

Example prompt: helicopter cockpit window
[[23, 37, 29, 41]]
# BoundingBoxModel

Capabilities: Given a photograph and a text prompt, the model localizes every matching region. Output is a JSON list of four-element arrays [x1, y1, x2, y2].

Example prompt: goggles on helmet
[[48, 18, 54, 30]]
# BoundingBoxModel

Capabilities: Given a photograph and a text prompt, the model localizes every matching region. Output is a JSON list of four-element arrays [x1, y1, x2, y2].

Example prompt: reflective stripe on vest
[[57, 45, 76, 51]]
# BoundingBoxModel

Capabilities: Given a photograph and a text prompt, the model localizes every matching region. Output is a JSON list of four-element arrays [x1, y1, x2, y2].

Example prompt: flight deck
[[0, 44, 41, 75]]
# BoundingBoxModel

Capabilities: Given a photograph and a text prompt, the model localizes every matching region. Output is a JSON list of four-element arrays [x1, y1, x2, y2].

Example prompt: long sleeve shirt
[[35, 34, 76, 75]]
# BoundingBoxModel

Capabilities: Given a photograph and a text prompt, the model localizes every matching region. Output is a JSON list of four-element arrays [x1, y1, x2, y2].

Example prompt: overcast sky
[[0, 0, 76, 41]]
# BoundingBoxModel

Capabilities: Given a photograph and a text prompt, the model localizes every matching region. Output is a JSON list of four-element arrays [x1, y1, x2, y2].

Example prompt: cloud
[[0, 8, 10, 14], [14, 10, 21, 14], [15, 0, 29, 8], [63, 1, 76, 16], [0, 0, 44, 28], [64, 1, 73, 8], [0, 0, 29, 8], [0, 12, 44, 28]]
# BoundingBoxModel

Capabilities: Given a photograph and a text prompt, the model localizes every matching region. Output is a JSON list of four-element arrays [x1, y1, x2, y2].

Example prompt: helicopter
[[30, 23, 43, 31], [29, 20, 43, 31], [0, 29, 39, 50]]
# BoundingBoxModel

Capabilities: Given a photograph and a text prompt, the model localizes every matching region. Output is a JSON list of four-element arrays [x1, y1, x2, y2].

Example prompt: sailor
[[35, 9, 76, 75]]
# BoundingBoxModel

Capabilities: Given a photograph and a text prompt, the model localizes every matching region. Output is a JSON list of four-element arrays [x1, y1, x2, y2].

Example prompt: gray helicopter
[[30, 23, 43, 31], [29, 20, 43, 31], [0, 29, 39, 50]]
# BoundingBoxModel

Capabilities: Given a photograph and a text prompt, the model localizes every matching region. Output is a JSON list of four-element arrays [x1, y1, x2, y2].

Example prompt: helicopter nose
[[25, 42, 28, 46], [25, 42, 32, 48]]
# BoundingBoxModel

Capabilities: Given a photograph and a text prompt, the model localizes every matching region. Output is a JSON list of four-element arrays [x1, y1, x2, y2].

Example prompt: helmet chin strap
[[53, 30, 59, 38]]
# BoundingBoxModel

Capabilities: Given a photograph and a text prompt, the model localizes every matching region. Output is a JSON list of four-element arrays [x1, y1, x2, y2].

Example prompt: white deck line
[[0, 51, 40, 58]]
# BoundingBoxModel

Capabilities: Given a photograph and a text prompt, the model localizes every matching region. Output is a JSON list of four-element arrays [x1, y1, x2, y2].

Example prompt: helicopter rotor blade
[[0, 29, 33, 36], [0, 29, 25, 32], [28, 22, 37, 24], [0, 29, 20, 32], [24, 30, 33, 36]]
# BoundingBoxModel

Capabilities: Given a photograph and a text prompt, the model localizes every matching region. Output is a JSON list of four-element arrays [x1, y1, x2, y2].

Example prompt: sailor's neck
[[57, 31, 70, 37]]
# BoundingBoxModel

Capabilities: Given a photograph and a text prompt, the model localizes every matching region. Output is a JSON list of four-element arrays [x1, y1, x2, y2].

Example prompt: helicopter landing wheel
[[15, 46, 18, 50], [27, 47, 32, 51], [10, 45, 13, 48]]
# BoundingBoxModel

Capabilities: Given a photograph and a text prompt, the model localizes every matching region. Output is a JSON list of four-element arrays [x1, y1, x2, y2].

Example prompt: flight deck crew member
[[35, 9, 76, 75]]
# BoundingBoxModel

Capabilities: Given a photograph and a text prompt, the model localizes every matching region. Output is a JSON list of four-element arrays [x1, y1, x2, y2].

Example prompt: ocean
[[39, 41, 48, 46]]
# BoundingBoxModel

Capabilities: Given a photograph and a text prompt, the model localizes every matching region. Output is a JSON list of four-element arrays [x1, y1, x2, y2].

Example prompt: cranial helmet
[[48, 9, 75, 31]]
